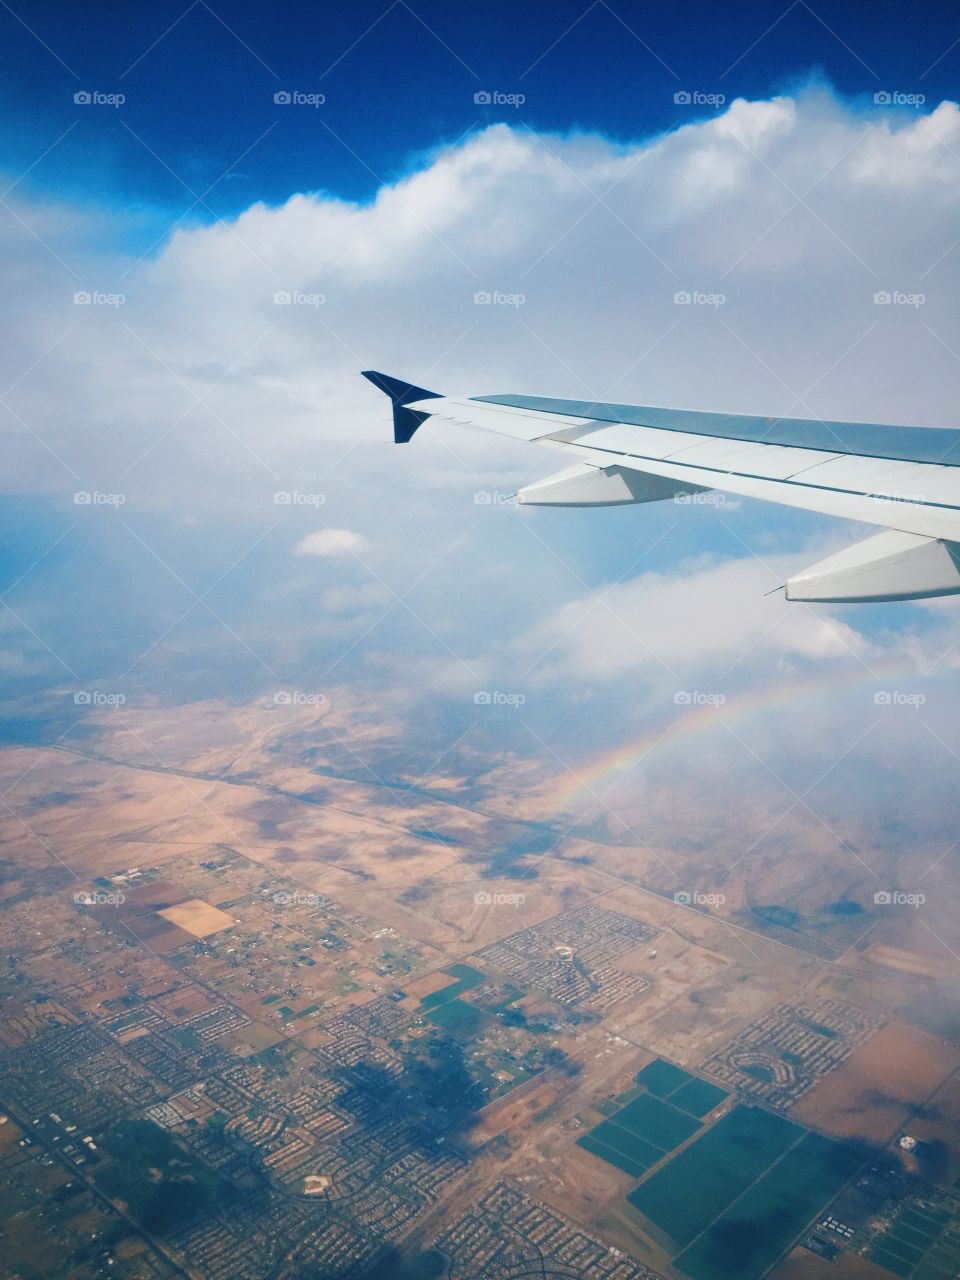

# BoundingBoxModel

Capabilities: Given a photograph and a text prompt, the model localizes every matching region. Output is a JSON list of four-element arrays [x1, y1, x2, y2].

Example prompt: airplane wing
[[361, 371, 960, 603]]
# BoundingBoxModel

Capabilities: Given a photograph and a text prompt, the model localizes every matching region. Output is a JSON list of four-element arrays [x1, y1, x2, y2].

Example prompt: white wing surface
[[362, 372, 960, 602]]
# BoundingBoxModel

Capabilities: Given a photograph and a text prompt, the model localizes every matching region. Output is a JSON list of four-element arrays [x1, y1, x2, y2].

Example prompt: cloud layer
[[3, 88, 960, 883]]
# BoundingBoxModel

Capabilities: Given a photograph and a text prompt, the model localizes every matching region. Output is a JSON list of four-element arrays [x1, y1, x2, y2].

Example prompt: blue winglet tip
[[361, 370, 442, 443]]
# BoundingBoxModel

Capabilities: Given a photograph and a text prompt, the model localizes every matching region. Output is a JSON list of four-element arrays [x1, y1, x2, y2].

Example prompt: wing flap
[[786, 530, 960, 602], [517, 461, 708, 506]]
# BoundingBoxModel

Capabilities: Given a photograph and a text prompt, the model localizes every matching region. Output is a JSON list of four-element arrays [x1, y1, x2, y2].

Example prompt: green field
[[578, 1081, 704, 1176], [425, 997, 488, 1037], [673, 1129, 864, 1280], [578, 1129, 663, 1178], [636, 1059, 693, 1097], [669, 1077, 728, 1117], [628, 1106, 804, 1247], [420, 963, 487, 1009], [626, 1097, 863, 1278], [869, 1206, 958, 1280], [870, 1248, 912, 1277], [632, 1058, 728, 1118], [614, 1093, 702, 1150]]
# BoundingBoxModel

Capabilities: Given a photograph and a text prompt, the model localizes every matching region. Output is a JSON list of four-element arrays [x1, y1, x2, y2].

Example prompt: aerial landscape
[[2, 690, 960, 1278], [4, 0, 960, 1277]]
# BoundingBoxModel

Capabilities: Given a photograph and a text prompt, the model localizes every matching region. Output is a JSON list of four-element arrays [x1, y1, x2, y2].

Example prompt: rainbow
[[550, 652, 926, 817]]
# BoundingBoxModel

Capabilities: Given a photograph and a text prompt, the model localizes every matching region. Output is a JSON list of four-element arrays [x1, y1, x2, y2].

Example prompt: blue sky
[[4, 0, 960, 215]]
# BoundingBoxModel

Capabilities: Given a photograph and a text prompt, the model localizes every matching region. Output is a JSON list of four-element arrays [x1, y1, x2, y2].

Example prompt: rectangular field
[[634, 1058, 728, 1117], [577, 1080, 705, 1176], [577, 1129, 662, 1178], [425, 997, 488, 1037], [419, 963, 487, 1009], [674, 1130, 864, 1280], [614, 1093, 702, 1150], [627, 1106, 805, 1247], [669, 1078, 728, 1117], [636, 1059, 693, 1097]]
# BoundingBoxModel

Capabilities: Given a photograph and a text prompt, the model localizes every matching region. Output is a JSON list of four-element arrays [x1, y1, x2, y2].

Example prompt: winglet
[[361, 370, 442, 444]]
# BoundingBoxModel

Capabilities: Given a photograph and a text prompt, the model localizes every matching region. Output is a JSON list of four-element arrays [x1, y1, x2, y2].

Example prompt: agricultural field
[[626, 1104, 864, 1280], [674, 1130, 863, 1280], [425, 997, 490, 1037], [419, 963, 488, 1009], [635, 1058, 728, 1116], [576, 1058, 721, 1177], [869, 1202, 960, 1278]]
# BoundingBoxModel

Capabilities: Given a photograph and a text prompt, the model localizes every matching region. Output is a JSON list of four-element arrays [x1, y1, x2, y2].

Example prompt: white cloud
[[4, 85, 960, 711], [518, 552, 869, 683], [294, 529, 368, 558], [5, 87, 960, 518]]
